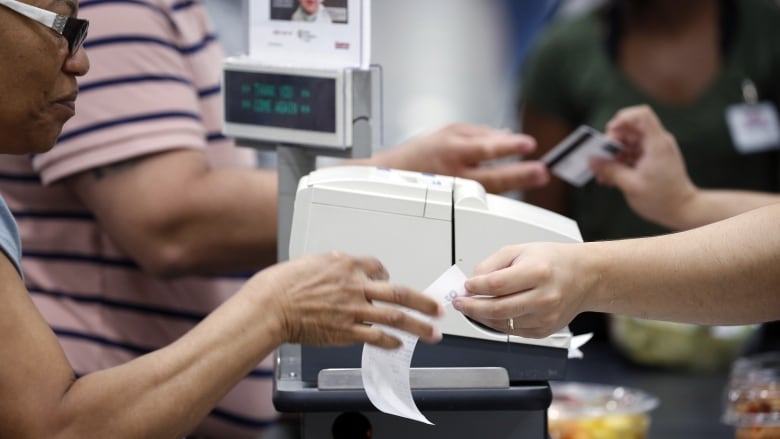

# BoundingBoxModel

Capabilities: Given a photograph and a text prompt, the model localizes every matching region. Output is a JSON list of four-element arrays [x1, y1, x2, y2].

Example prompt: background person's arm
[[365, 123, 549, 194], [516, 19, 581, 216], [64, 123, 548, 278], [595, 105, 780, 230], [520, 107, 574, 215], [0, 253, 442, 439]]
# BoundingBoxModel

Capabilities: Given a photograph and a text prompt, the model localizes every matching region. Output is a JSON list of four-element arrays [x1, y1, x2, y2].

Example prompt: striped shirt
[[0, 1, 277, 437]]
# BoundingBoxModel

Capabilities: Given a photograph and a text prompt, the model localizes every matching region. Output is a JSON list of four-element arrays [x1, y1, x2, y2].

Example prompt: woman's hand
[[370, 123, 549, 194], [247, 253, 444, 349], [593, 105, 699, 229], [454, 243, 591, 339]]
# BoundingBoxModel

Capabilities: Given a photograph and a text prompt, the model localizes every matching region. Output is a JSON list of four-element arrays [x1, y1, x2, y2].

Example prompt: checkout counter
[[274, 166, 768, 438], [221, 48, 744, 439], [568, 339, 734, 439], [221, 55, 580, 436], [276, 166, 584, 438], [574, 323, 780, 439], [269, 338, 737, 439], [274, 165, 748, 437]]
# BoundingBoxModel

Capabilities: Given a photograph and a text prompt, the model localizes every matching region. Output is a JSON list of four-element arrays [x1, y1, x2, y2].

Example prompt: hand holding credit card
[[541, 125, 622, 187]]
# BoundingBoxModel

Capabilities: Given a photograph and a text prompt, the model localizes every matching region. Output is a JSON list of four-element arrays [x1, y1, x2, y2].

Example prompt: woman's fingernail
[[431, 327, 443, 342], [452, 298, 463, 311]]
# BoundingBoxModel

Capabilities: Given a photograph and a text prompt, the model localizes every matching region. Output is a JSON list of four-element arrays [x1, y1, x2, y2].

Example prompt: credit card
[[541, 125, 622, 187]]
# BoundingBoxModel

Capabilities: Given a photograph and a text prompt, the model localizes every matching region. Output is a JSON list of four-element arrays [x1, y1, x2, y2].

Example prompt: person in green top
[[452, 105, 780, 346], [521, 0, 780, 242], [518, 0, 780, 350]]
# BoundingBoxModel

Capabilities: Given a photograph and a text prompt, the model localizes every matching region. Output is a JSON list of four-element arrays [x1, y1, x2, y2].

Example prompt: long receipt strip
[[360, 265, 594, 424], [361, 265, 467, 425]]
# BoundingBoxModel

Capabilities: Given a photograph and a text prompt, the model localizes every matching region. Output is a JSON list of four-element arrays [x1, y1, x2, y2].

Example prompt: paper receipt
[[360, 265, 468, 425]]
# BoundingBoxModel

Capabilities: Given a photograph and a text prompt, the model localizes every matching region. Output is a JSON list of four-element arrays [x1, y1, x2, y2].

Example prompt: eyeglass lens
[[62, 17, 88, 54]]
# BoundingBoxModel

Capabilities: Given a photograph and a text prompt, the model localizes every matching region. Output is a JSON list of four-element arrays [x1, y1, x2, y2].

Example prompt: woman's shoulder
[[738, 0, 780, 26], [533, 8, 607, 57]]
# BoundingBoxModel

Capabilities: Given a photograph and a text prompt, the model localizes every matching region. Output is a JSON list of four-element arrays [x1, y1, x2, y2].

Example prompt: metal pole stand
[[230, 65, 552, 438]]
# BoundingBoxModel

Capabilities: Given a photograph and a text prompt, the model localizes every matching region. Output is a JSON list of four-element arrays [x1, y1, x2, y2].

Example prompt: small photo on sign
[[271, 0, 349, 24], [541, 125, 622, 187]]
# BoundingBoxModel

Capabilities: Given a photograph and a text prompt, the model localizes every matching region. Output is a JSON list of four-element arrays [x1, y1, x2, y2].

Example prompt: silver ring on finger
[[507, 317, 514, 331]]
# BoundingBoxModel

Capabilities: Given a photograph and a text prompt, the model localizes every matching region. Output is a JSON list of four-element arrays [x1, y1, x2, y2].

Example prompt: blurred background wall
[[203, 0, 561, 148]]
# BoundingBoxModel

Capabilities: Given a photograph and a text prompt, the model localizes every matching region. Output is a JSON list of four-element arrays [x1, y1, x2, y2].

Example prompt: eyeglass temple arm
[[0, 0, 60, 29]]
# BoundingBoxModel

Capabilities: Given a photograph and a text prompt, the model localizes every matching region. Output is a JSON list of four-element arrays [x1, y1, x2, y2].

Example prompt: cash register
[[275, 165, 583, 438]]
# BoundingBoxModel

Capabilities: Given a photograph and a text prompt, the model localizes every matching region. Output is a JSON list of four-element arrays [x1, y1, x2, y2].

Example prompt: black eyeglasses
[[0, 0, 89, 55]]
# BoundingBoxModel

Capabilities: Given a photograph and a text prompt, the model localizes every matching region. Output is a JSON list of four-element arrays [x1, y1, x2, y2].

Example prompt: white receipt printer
[[290, 166, 583, 382]]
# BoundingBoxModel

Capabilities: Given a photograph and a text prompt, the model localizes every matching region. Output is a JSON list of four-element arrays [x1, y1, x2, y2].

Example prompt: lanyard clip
[[742, 79, 759, 104]]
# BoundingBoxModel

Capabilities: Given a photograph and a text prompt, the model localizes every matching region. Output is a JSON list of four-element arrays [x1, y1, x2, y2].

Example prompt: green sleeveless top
[[521, 0, 780, 241]]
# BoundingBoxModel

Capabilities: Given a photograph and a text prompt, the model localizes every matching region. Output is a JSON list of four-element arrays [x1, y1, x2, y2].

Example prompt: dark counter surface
[[565, 340, 734, 439]]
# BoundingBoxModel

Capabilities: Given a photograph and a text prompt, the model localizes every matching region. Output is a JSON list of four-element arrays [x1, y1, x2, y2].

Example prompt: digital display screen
[[224, 70, 337, 133]]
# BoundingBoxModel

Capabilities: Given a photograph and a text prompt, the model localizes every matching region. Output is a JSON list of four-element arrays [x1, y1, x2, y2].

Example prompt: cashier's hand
[[368, 123, 550, 194], [592, 105, 698, 229], [249, 253, 444, 349], [453, 243, 588, 339]]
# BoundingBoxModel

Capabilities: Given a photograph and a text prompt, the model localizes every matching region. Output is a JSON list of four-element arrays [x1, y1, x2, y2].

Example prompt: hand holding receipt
[[361, 265, 466, 425]]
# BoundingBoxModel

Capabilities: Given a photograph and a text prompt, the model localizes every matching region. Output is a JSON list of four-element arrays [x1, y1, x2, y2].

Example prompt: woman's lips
[[56, 99, 76, 111], [53, 92, 78, 115]]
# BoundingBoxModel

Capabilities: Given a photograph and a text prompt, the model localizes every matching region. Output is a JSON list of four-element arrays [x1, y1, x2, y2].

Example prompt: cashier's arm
[[456, 203, 780, 338]]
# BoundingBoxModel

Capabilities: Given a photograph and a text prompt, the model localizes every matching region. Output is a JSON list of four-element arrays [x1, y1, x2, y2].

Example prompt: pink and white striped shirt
[[0, 1, 277, 437]]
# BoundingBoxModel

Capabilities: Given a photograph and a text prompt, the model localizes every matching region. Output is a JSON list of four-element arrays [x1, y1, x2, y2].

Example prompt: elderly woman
[[0, 1, 442, 438]]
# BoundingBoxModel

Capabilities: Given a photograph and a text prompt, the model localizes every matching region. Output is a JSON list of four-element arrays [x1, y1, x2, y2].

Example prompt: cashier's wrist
[[576, 241, 614, 314], [237, 276, 289, 347]]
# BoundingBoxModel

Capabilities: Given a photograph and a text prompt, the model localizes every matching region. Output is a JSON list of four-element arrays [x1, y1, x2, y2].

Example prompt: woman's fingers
[[363, 283, 443, 319]]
